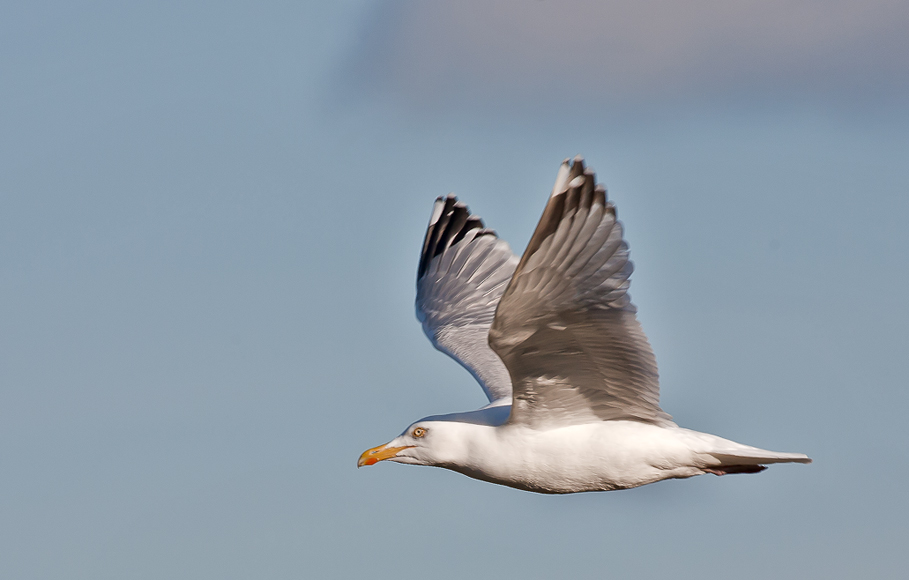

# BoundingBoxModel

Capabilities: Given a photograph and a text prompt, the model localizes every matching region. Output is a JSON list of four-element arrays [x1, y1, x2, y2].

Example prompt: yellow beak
[[357, 443, 415, 467]]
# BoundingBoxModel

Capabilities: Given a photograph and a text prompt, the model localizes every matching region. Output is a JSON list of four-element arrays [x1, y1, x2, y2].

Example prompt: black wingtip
[[417, 196, 495, 280]]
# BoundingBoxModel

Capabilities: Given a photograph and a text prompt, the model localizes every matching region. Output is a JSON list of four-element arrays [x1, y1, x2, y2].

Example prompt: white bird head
[[357, 420, 473, 468]]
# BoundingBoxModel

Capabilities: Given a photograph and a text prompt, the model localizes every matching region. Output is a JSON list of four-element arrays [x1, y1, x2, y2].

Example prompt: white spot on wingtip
[[568, 175, 585, 189], [428, 199, 445, 226], [550, 160, 572, 198]]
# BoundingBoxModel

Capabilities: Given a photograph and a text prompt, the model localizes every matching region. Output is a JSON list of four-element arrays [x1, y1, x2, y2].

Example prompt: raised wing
[[489, 157, 673, 428], [416, 195, 519, 405]]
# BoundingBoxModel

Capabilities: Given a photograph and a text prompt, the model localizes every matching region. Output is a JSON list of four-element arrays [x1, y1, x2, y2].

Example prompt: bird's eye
[[412, 427, 426, 438]]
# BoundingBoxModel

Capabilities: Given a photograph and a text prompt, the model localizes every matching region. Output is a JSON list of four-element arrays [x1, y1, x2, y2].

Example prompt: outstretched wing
[[489, 157, 673, 428], [416, 195, 519, 405]]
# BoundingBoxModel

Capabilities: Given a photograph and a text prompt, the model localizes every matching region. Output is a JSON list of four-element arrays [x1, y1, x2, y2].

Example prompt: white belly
[[454, 421, 706, 493]]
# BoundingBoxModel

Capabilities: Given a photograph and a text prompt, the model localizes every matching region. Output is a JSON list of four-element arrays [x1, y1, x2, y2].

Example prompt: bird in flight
[[358, 156, 810, 494]]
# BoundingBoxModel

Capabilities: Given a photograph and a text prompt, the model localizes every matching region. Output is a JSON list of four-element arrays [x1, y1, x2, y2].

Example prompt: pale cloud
[[348, 0, 909, 111]]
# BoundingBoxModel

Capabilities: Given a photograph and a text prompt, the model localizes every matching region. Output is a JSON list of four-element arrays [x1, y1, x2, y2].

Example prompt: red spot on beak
[[358, 444, 416, 468]]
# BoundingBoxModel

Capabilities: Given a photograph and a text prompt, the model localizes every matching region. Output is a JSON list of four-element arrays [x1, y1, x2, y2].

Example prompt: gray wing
[[489, 157, 673, 428], [416, 195, 519, 405]]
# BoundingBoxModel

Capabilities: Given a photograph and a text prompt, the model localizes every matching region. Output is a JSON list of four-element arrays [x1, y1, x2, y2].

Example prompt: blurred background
[[2, 2, 907, 578]]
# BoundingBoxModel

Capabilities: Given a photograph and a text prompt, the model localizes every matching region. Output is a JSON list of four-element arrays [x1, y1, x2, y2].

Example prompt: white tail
[[701, 447, 811, 475]]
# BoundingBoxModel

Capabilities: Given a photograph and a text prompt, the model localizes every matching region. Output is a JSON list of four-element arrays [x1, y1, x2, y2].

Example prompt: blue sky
[[2, 2, 907, 578]]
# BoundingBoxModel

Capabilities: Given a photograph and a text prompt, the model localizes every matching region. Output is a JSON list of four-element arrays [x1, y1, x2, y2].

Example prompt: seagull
[[358, 156, 811, 494]]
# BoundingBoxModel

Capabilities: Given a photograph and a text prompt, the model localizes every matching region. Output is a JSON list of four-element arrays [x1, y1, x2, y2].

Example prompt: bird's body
[[359, 157, 810, 493], [369, 413, 807, 494]]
